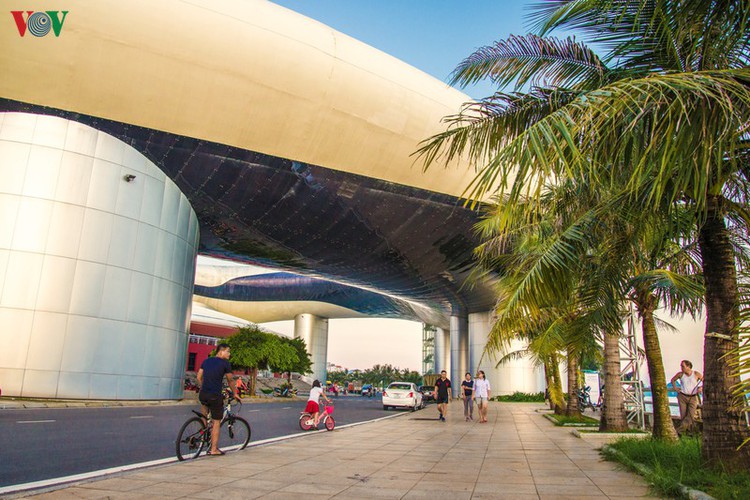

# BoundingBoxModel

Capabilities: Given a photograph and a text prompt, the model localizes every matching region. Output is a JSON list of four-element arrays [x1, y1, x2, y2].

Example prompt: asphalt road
[[0, 395, 400, 488]]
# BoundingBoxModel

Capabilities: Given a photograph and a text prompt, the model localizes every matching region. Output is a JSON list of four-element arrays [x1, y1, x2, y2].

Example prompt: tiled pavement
[[25, 402, 657, 499]]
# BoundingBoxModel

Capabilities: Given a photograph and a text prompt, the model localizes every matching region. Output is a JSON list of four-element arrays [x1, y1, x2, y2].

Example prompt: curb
[[601, 445, 716, 500], [571, 429, 649, 438]]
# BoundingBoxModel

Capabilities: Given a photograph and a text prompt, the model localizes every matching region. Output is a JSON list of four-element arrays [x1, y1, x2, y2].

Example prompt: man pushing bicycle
[[196, 344, 240, 455]]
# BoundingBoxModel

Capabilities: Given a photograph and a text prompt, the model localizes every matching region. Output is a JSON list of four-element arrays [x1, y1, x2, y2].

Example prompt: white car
[[382, 382, 423, 411]]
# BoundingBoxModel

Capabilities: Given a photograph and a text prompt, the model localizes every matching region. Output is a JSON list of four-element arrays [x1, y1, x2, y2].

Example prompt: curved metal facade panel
[[195, 273, 415, 317], [0, 113, 198, 399], [0, 0, 476, 197]]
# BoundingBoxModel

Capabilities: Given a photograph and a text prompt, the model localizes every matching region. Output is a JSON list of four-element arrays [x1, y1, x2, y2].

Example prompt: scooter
[[273, 386, 297, 397]]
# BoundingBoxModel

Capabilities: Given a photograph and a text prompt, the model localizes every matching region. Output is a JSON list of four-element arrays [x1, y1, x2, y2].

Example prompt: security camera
[[123, 174, 136, 182]]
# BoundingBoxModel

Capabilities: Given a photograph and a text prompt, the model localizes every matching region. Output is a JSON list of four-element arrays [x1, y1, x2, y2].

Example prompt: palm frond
[[458, 70, 750, 204], [451, 34, 610, 91]]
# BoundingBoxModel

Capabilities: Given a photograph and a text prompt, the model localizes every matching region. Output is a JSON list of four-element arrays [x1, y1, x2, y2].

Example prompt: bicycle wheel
[[299, 413, 314, 431], [324, 415, 335, 431], [176, 417, 207, 461], [219, 416, 251, 451]]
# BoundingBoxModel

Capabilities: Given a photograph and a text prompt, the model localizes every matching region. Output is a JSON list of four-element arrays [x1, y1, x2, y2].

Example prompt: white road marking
[[247, 409, 260, 412], [281, 407, 291, 410], [16, 420, 56, 424], [128, 416, 153, 419]]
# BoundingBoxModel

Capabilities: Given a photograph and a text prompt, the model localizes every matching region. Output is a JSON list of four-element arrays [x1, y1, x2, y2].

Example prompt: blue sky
[[271, 0, 536, 99]]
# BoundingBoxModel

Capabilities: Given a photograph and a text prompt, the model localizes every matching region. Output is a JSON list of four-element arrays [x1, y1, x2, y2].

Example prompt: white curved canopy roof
[[1, 0, 476, 196]]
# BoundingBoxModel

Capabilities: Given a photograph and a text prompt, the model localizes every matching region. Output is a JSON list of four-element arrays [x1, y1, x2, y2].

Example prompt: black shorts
[[436, 396, 449, 404], [199, 392, 223, 419]]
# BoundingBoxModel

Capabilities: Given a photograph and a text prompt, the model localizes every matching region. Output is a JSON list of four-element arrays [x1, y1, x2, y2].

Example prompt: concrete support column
[[450, 316, 468, 392], [469, 312, 493, 374], [434, 327, 450, 375], [294, 313, 329, 384], [469, 311, 499, 391], [469, 310, 546, 395]]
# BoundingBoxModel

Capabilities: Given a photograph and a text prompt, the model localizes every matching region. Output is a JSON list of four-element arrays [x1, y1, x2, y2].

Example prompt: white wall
[[0, 113, 198, 399]]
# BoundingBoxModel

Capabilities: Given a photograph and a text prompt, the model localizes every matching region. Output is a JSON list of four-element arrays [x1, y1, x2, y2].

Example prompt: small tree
[[273, 337, 313, 385], [225, 325, 309, 397]]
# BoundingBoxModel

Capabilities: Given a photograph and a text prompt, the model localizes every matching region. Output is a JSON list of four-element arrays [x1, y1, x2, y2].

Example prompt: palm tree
[[590, 196, 704, 440], [479, 172, 700, 434], [475, 186, 625, 423], [734, 270, 750, 450], [419, 0, 750, 467], [626, 206, 704, 440], [491, 321, 567, 414]]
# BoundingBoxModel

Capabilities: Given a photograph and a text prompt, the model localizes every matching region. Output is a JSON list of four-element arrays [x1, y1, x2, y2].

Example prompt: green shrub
[[603, 437, 750, 500], [491, 391, 545, 402], [260, 388, 274, 395]]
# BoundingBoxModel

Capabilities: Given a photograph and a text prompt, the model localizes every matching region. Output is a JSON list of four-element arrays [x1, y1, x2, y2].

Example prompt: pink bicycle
[[299, 404, 335, 431]]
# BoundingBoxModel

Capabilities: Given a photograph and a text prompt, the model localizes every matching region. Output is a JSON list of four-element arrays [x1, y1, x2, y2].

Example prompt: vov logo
[[11, 11, 69, 37]]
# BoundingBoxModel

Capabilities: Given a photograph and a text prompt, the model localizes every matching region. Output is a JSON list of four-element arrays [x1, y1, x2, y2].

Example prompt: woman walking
[[461, 373, 474, 421], [473, 370, 491, 423]]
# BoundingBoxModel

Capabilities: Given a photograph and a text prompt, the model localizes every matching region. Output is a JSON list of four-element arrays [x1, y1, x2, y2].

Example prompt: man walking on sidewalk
[[670, 359, 702, 434], [435, 370, 452, 422], [474, 370, 491, 423]]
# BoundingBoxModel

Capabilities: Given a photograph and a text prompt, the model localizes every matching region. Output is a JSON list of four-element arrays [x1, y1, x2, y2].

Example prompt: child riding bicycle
[[305, 379, 331, 429]]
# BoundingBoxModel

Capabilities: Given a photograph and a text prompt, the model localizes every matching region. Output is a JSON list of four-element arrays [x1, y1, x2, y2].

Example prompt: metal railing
[[621, 306, 645, 429]]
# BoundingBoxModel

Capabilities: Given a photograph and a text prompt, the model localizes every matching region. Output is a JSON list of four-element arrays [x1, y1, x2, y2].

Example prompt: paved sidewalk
[[24, 402, 655, 499]]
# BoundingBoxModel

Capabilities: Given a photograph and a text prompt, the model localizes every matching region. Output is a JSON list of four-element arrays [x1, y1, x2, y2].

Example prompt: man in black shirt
[[197, 343, 239, 455], [435, 370, 452, 422]]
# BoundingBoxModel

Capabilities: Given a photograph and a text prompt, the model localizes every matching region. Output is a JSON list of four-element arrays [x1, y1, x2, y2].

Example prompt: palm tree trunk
[[565, 349, 581, 417], [600, 331, 629, 432], [698, 195, 750, 469], [543, 358, 554, 410], [549, 352, 566, 414], [544, 353, 566, 414], [636, 293, 678, 441]]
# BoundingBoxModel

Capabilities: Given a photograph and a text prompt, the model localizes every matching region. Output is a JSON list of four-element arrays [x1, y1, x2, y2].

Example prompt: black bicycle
[[175, 391, 251, 460]]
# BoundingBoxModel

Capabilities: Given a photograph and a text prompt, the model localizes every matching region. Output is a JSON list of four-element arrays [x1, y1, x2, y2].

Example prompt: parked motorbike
[[273, 385, 297, 397], [577, 385, 597, 411]]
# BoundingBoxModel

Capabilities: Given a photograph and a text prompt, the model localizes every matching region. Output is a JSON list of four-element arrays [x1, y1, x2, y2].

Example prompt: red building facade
[[186, 321, 240, 372]]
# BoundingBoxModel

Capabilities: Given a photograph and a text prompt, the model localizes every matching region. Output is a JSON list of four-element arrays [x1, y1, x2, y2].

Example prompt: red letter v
[[10, 11, 33, 37]]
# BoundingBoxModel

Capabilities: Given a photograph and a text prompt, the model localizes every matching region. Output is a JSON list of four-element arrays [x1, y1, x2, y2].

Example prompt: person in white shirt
[[473, 370, 491, 423], [670, 360, 703, 434], [305, 379, 331, 428]]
